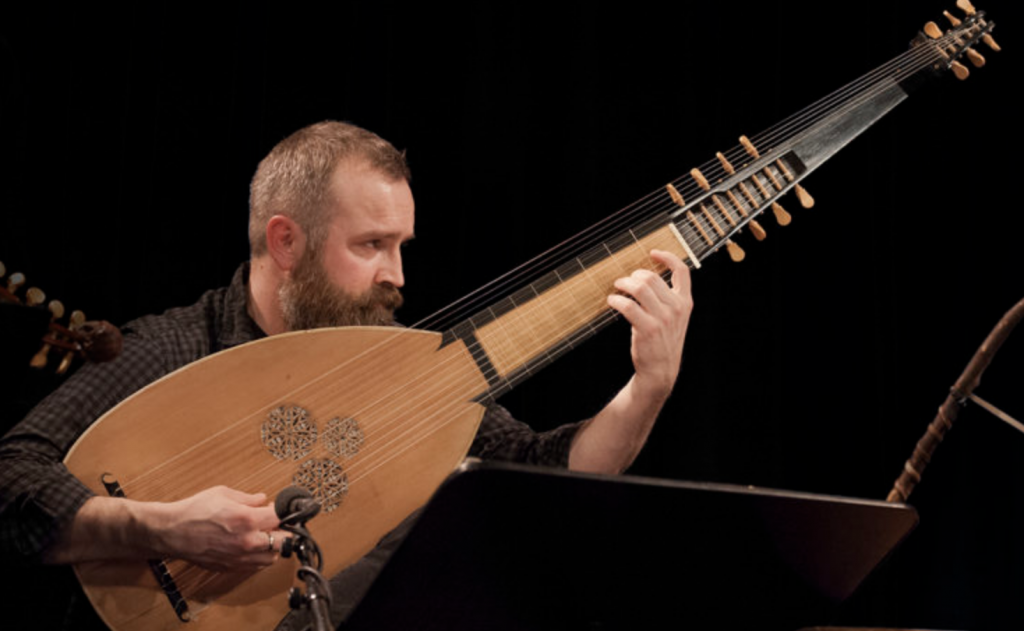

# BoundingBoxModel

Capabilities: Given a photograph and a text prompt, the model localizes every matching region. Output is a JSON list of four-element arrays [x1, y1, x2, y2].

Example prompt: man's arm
[[568, 249, 692, 474], [45, 487, 285, 571]]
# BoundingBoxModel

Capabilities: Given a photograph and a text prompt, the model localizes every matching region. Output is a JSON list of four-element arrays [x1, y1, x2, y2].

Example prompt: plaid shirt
[[0, 264, 580, 562]]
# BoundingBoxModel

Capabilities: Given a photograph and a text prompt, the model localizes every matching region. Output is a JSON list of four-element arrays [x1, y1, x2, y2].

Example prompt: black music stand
[[343, 460, 917, 631]]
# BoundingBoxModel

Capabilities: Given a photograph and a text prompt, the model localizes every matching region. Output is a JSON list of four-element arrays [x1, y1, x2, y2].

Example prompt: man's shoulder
[[125, 285, 230, 338], [120, 264, 258, 365]]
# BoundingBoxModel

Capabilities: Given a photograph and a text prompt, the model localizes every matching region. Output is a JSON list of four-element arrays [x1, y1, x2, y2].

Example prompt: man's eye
[[366, 240, 381, 250]]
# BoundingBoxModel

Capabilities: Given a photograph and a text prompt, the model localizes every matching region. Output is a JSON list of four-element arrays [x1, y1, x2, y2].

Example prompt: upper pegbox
[[921, 0, 999, 80]]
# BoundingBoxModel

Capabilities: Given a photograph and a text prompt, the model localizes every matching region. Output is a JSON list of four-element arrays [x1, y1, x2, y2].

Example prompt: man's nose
[[376, 251, 404, 288]]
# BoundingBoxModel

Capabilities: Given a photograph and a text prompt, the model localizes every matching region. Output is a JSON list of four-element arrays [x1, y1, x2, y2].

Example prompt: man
[[0, 121, 692, 627]]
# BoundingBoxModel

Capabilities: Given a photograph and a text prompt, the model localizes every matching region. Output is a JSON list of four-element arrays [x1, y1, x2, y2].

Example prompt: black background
[[1, 1, 1019, 629]]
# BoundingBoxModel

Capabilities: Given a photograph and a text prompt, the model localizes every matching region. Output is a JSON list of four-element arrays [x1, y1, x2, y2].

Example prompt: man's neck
[[247, 256, 287, 336]]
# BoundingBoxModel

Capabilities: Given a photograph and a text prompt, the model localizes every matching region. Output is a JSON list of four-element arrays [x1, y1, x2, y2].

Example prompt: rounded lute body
[[64, 326, 488, 631]]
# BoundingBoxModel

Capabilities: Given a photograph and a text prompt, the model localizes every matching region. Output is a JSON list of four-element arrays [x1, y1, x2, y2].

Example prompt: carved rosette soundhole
[[262, 405, 318, 461], [324, 417, 364, 459], [293, 458, 348, 513]]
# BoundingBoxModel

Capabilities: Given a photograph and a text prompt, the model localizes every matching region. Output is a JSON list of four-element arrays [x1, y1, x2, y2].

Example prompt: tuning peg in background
[[30, 345, 52, 369], [943, 10, 962, 27], [7, 272, 26, 293], [24, 287, 46, 307], [48, 300, 65, 319], [56, 311, 88, 374], [982, 34, 1000, 52], [749, 220, 767, 241], [924, 22, 943, 39]]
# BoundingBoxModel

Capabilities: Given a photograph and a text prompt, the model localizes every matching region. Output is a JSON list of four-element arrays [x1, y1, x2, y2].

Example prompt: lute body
[[65, 327, 489, 631]]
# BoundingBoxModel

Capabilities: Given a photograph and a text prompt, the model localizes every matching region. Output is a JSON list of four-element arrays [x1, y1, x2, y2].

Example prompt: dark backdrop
[[1, 2, 1019, 629]]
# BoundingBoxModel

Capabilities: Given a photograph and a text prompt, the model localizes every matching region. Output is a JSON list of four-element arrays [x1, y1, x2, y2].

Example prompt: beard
[[279, 249, 404, 331]]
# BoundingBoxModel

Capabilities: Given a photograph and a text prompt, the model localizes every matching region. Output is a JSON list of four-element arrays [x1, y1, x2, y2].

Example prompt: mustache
[[365, 283, 404, 312]]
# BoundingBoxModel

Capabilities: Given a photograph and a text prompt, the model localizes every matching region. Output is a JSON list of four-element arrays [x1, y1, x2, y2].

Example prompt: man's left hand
[[606, 249, 693, 399]]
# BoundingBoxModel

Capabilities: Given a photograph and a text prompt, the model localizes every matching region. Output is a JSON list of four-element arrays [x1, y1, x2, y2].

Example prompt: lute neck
[[439, 10, 995, 403]]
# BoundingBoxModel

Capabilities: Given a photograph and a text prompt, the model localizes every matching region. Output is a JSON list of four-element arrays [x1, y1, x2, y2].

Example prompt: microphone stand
[[279, 499, 333, 631]]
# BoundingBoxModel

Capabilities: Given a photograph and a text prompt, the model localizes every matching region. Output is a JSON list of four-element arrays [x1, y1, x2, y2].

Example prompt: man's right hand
[[45, 485, 288, 572], [149, 486, 287, 571]]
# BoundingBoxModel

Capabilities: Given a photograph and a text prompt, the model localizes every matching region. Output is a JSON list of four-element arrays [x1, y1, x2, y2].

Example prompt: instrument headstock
[[919, 2, 998, 80], [1, 260, 122, 374]]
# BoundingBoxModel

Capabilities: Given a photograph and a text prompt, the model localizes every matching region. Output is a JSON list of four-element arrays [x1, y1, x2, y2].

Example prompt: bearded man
[[0, 121, 692, 629]]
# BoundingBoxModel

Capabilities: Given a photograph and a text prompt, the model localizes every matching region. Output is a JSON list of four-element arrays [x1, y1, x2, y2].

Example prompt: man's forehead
[[327, 160, 415, 234]]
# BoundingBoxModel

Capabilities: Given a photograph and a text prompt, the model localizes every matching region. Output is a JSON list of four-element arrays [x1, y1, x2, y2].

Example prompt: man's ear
[[265, 215, 307, 273]]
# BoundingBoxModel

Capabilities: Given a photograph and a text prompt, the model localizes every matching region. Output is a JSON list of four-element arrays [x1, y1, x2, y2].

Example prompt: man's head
[[249, 121, 415, 332], [250, 121, 411, 257]]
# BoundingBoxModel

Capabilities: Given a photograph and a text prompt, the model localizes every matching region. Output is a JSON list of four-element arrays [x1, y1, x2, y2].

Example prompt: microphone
[[275, 486, 321, 524], [273, 487, 332, 628]]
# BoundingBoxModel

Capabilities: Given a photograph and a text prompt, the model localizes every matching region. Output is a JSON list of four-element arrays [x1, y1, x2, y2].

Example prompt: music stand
[[344, 460, 917, 631]]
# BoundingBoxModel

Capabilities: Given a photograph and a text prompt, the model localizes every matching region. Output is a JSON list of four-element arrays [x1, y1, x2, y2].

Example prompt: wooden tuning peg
[[690, 168, 711, 192], [772, 202, 793, 226], [726, 240, 746, 262], [955, 0, 976, 16], [965, 47, 986, 67], [982, 34, 1001, 52], [30, 298, 61, 369], [924, 22, 944, 39], [57, 310, 87, 374], [716, 152, 736, 175], [7, 272, 26, 294], [666, 183, 686, 207], [794, 184, 815, 208], [749, 220, 767, 241], [25, 287, 46, 307], [950, 60, 970, 80], [943, 10, 962, 27], [30, 347, 52, 369], [739, 135, 760, 159]]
